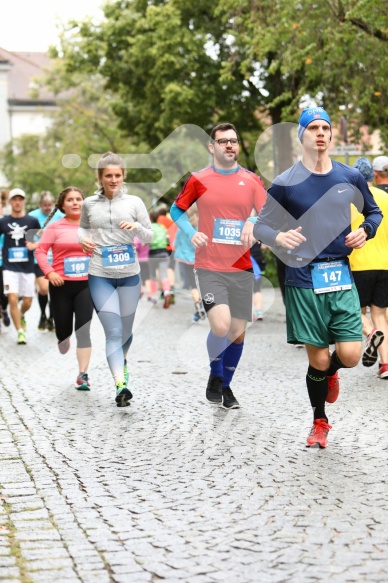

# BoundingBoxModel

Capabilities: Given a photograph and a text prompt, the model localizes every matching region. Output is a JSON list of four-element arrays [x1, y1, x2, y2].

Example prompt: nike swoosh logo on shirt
[[255, 183, 366, 268]]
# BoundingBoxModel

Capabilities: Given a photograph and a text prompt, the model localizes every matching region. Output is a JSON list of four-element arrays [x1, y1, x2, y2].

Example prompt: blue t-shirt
[[28, 208, 64, 228], [174, 227, 195, 264], [253, 160, 383, 288]]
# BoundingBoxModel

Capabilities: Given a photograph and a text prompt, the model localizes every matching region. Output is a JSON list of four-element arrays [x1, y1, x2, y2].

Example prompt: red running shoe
[[58, 338, 70, 355], [75, 372, 91, 391], [326, 370, 340, 403], [378, 363, 388, 379], [163, 293, 171, 309], [306, 418, 332, 448]]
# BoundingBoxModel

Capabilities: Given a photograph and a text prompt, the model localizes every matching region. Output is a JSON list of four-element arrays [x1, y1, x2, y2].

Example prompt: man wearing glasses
[[170, 123, 266, 409]]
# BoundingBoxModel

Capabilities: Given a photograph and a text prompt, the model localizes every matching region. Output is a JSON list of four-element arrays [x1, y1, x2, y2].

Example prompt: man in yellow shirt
[[350, 157, 388, 379], [373, 155, 388, 194]]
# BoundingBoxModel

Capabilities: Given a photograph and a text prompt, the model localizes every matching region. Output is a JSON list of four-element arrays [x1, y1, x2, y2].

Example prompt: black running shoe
[[221, 387, 240, 409], [115, 382, 133, 407], [206, 375, 223, 404], [38, 314, 47, 331], [2, 309, 10, 327], [362, 328, 384, 367], [46, 317, 55, 332]]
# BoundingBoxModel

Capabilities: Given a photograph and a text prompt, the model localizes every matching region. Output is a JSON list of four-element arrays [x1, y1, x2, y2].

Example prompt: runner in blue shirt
[[242, 107, 382, 448]]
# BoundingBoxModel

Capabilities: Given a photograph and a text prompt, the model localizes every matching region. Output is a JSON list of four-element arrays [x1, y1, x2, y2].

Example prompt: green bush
[[262, 248, 279, 287]]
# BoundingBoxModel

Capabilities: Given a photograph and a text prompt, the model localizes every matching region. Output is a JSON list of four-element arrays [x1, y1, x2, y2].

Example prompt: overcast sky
[[0, 0, 105, 52]]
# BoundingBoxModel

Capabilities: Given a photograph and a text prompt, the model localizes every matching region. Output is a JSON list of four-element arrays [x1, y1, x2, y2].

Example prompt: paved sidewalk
[[0, 285, 387, 582]]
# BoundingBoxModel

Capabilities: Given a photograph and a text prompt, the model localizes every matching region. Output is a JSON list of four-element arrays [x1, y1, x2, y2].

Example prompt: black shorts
[[194, 268, 253, 321], [35, 264, 44, 278], [353, 270, 388, 308]]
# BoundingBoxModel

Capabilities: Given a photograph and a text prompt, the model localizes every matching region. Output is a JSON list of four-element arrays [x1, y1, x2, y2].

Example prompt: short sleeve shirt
[[0, 215, 40, 273], [175, 166, 267, 272]]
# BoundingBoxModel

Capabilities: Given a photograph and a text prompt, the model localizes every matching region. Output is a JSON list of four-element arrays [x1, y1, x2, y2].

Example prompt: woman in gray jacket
[[79, 152, 153, 407]]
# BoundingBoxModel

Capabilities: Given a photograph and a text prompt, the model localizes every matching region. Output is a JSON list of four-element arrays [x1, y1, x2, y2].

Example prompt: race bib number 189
[[64, 257, 90, 277], [8, 247, 28, 262]]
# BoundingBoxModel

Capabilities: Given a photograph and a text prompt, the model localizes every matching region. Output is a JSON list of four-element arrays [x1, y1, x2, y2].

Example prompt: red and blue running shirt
[[174, 166, 267, 272]]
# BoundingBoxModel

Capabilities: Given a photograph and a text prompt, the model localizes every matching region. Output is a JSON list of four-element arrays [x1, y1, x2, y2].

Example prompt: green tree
[[218, 0, 387, 147], [53, 0, 266, 170], [54, 0, 387, 173], [3, 0, 386, 204], [0, 71, 155, 206]]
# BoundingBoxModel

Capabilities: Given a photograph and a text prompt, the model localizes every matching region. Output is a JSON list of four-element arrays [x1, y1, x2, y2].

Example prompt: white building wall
[[0, 63, 12, 151], [0, 105, 56, 187], [9, 106, 55, 140]]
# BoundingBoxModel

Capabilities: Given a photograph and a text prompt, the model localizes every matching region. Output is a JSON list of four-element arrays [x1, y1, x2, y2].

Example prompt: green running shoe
[[21, 316, 27, 331], [75, 372, 91, 391], [115, 381, 132, 407], [17, 330, 26, 345]]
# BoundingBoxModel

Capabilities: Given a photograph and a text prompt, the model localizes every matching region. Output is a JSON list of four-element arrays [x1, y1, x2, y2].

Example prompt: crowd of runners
[[1, 109, 387, 449]]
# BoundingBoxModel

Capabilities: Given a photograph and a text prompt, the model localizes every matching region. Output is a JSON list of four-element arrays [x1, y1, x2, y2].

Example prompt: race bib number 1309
[[101, 245, 135, 267]]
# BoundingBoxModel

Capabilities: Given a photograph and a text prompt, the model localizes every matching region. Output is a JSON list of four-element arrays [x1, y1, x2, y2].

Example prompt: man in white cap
[[242, 107, 382, 448], [0, 189, 40, 344], [372, 156, 388, 194]]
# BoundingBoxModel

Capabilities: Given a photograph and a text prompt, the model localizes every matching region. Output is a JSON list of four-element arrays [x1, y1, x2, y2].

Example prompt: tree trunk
[[270, 109, 294, 175]]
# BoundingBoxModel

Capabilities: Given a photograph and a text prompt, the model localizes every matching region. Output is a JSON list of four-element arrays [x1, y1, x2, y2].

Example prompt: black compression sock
[[326, 350, 346, 377], [306, 365, 328, 421], [38, 293, 48, 314]]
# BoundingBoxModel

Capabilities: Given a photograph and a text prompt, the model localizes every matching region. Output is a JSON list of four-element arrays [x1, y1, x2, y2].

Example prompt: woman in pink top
[[35, 187, 94, 391], [133, 235, 150, 297]]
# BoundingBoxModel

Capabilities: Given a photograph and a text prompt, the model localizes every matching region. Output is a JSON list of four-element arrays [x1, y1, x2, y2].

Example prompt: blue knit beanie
[[298, 107, 332, 143], [353, 157, 374, 182]]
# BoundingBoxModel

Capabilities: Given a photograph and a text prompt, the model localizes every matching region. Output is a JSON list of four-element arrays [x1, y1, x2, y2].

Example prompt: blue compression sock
[[222, 341, 244, 388], [207, 331, 228, 377]]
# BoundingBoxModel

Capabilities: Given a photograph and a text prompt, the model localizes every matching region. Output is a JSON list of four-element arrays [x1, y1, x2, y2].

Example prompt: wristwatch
[[360, 224, 372, 238]]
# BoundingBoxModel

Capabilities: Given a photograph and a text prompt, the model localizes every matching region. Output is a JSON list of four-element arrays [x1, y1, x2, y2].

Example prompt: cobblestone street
[[0, 285, 387, 582]]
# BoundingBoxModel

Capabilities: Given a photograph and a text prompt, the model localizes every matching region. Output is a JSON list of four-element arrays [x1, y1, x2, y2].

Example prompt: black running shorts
[[352, 270, 388, 308], [35, 264, 45, 278]]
